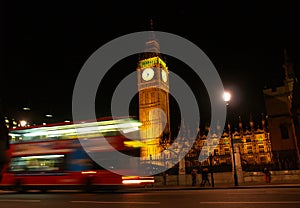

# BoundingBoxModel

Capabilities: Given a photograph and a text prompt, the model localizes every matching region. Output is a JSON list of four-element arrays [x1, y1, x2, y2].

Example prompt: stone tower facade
[[137, 25, 170, 165]]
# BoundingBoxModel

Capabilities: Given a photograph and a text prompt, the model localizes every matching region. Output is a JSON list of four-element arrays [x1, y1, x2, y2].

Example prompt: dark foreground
[[1, 187, 300, 208]]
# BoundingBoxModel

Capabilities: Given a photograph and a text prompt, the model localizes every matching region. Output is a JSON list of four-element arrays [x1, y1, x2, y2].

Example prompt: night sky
[[1, 1, 300, 130]]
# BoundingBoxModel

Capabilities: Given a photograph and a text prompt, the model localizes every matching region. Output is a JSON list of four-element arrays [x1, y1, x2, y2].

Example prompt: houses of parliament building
[[185, 115, 273, 170]]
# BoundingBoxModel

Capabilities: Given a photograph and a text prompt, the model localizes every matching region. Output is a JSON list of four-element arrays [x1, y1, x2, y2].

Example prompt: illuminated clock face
[[161, 70, 167, 82], [142, 68, 154, 81]]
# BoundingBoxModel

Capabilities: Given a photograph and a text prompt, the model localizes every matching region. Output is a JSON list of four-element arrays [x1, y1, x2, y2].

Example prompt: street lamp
[[223, 91, 238, 186], [19, 120, 28, 127], [223, 92, 231, 105]]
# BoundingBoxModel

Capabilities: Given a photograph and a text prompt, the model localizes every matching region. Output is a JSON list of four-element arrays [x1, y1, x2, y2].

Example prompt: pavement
[[117, 183, 300, 192], [128, 182, 300, 192]]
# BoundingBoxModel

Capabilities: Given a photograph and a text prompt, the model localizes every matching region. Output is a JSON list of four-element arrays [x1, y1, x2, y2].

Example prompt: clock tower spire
[[142, 19, 162, 59], [137, 21, 170, 166]]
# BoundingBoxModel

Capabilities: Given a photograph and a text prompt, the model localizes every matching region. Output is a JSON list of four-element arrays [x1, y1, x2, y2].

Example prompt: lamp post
[[223, 92, 238, 186], [21, 106, 32, 126]]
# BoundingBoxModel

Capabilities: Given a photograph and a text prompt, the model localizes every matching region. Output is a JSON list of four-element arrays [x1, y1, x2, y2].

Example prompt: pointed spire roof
[[238, 115, 243, 132], [283, 48, 295, 81], [261, 112, 266, 130], [249, 114, 254, 131], [142, 19, 162, 59]]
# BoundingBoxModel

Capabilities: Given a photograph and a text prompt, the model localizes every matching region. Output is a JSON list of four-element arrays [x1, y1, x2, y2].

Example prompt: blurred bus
[[0, 117, 154, 192]]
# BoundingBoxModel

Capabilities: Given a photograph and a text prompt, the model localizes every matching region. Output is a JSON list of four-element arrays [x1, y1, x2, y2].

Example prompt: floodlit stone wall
[[154, 170, 300, 186]]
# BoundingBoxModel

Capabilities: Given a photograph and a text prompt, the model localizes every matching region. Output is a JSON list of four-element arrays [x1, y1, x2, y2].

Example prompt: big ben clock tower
[[137, 26, 170, 164]]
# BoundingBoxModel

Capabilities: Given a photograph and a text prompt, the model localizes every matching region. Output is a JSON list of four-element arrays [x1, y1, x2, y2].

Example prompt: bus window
[[8, 155, 65, 172]]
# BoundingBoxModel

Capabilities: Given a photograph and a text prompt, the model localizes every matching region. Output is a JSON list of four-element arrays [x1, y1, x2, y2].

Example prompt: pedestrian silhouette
[[191, 168, 197, 186], [162, 172, 167, 186], [263, 167, 271, 183], [200, 167, 210, 187]]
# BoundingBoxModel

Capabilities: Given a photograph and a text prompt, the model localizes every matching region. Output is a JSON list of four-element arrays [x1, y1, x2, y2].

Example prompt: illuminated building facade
[[4, 117, 18, 129], [186, 116, 273, 169], [137, 26, 170, 164]]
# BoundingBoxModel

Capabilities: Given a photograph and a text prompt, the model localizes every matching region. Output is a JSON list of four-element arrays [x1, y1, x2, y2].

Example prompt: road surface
[[1, 187, 300, 208]]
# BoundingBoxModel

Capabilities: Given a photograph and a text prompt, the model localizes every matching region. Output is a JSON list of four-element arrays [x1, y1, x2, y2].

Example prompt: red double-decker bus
[[0, 117, 154, 192]]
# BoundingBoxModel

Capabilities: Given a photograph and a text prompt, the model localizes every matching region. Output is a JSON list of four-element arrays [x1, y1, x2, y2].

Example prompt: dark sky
[[1, 1, 300, 128]]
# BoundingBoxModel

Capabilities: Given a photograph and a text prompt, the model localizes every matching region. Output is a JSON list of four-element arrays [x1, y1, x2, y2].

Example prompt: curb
[[2, 184, 300, 194], [118, 184, 300, 192]]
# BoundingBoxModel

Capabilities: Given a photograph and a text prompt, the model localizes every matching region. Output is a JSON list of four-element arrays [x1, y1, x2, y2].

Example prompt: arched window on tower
[[279, 124, 289, 139]]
